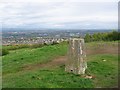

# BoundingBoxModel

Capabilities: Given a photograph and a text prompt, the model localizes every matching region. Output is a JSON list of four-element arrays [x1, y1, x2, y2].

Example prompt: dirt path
[[21, 45, 118, 71], [3, 45, 118, 77], [86, 46, 118, 55], [21, 56, 67, 71], [21, 46, 118, 71]]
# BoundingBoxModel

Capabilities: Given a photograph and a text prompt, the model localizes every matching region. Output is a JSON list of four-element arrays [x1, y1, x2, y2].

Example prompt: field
[[2, 41, 119, 88]]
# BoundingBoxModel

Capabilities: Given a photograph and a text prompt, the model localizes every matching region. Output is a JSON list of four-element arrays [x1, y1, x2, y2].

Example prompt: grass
[[86, 54, 118, 88], [2, 44, 44, 50], [2, 41, 119, 88], [85, 41, 118, 49], [2, 66, 94, 88], [2, 42, 67, 75]]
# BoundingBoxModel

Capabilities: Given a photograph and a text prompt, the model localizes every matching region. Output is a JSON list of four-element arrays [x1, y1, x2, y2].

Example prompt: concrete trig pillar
[[65, 38, 87, 74]]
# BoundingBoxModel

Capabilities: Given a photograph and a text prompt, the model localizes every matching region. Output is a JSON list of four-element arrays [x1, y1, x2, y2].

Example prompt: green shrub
[[84, 31, 120, 42], [0, 49, 9, 56]]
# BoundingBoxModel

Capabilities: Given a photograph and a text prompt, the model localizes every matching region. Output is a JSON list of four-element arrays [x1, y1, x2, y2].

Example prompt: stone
[[65, 38, 87, 75]]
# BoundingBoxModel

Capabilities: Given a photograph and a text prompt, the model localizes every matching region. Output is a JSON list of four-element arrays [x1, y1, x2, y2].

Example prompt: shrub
[[84, 31, 120, 42], [29, 44, 44, 48], [0, 49, 9, 56]]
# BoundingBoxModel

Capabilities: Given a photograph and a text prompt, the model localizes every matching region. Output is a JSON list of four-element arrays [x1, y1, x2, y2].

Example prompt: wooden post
[[65, 38, 87, 74]]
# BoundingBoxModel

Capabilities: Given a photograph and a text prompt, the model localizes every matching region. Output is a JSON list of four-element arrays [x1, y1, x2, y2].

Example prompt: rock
[[84, 75, 96, 79], [103, 59, 106, 61], [85, 75, 92, 79], [37, 77, 41, 80]]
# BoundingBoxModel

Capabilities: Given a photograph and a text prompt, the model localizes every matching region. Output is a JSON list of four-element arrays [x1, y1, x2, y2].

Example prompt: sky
[[0, 0, 119, 30]]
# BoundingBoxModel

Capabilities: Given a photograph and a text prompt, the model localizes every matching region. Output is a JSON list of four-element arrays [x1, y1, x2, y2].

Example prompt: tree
[[84, 33, 92, 42]]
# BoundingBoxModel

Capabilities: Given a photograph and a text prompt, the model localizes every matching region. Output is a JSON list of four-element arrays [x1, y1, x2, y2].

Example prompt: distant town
[[2, 28, 113, 45]]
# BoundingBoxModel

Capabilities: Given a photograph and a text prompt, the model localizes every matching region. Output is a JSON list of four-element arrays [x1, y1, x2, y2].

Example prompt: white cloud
[[0, 1, 118, 29], [1, 0, 119, 3]]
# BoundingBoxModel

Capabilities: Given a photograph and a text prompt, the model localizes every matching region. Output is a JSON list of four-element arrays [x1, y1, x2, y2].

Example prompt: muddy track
[[3, 45, 118, 77], [21, 46, 118, 72], [86, 46, 118, 55], [21, 56, 67, 71]]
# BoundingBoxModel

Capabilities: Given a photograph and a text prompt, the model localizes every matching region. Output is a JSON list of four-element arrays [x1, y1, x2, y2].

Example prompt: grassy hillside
[[2, 42, 68, 75], [2, 41, 119, 88]]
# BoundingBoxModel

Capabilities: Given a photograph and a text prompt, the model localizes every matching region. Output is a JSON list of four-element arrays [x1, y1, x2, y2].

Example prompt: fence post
[[65, 38, 87, 74]]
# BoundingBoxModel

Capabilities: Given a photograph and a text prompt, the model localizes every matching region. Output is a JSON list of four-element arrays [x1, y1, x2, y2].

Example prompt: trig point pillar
[[65, 38, 87, 74]]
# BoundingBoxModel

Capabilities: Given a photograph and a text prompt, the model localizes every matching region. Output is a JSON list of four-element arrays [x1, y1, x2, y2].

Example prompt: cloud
[[1, 0, 119, 3], [1, 1, 118, 29]]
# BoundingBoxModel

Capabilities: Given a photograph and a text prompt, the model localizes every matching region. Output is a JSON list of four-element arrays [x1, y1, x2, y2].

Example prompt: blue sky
[[0, 0, 119, 29]]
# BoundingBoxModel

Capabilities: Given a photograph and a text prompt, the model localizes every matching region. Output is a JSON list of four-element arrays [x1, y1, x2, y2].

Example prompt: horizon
[[1, 27, 118, 31]]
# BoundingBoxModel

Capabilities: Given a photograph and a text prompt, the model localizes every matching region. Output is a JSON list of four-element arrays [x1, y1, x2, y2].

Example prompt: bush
[[29, 44, 44, 48], [84, 31, 120, 42], [0, 49, 9, 56]]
